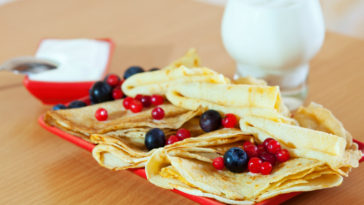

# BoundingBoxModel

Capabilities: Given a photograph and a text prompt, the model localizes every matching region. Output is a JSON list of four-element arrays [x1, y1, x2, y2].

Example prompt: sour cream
[[29, 39, 110, 82]]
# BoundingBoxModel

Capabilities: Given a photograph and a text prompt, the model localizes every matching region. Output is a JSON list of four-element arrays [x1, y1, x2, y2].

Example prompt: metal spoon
[[0, 56, 58, 75]]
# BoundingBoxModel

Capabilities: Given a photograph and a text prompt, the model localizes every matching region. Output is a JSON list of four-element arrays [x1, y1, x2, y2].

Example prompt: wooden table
[[0, 0, 363, 204]]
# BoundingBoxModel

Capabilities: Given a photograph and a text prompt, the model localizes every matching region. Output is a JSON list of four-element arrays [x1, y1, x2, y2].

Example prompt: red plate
[[23, 38, 115, 105], [38, 115, 364, 205]]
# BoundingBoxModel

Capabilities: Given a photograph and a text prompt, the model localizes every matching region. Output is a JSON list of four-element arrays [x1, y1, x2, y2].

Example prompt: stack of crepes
[[44, 49, 362, 204]]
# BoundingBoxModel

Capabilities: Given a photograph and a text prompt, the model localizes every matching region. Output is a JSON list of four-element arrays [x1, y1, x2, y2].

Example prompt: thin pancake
[[239, 116, 360, 173], [294, 102, 352, 147], [122, 66, 230, 97], [146, 142, 341, 204], [166, 82, 292, 123], [90, 117, 205, 170], [45, 100, 203, 140]]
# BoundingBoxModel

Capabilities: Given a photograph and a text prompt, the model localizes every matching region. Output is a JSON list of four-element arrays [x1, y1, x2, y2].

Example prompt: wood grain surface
[[0, 0, 363, 204]]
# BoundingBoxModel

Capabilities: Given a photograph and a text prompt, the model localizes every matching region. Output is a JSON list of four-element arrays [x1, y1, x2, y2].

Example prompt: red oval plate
[[38, 114, 364, 205]]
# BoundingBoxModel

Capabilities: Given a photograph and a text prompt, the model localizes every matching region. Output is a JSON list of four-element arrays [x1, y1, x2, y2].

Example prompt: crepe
[[44, 100, 203, 141], [239, 103, 361, 175], [233, 76, 267, 86], [122, 66, 230, 97], [146, 129, 343, 204], [294, 102, 353, 148], [122, 48, 230, 97], [163, 48, 201, 70], [166, 82, 292, 123], [91, 118, 204, 169]]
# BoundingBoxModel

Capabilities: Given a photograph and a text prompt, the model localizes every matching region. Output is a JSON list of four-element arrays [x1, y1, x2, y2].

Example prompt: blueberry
[[224, 147, 248, 173], [68, 100, 87, 108], [199, 110, 222, 132], [89, 89, 99, 104], [145, 128, 166, 151], [89, 91, 98, 104], [124, 66, 144, 79], [53, 104, 67, 110], [89, 81, 113, 103], [149, 67, 160, 72]]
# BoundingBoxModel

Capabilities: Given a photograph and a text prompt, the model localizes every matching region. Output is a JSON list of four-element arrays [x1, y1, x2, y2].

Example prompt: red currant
[[151, 106, 165, 120], [267, 140, 281, 154], [263, 138, 274, 149], [112, 88, 124, 99], [275, 149, 290, 163], [243, 142, 258, 158], [212, 157, 225, 170], [259, 152, 276, 165], [167, 135, 179, 145], [260, 161, 273, 175], [176, 128, 191, 140], [105, 74, 121, 87], [135, 94, 143, 102], [243, 141, 253, 148], [130, 100, 143, 113], [95, 108, 108, 121], [123, 97, 134, 109], [140, 95, 152, 107], [151, 94, 164, 106], [222, 113, 237, 128], [248, 157, 262, 173], [257, 144, 266, 155]]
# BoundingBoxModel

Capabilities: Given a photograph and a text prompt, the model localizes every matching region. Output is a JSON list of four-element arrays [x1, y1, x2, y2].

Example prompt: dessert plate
[[38, 114, 364, 205]]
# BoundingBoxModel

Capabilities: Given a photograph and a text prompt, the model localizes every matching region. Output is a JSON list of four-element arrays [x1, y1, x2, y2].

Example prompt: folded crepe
[[294, 102, 353, 148], [44, 100, 203, 141], [146, 129, 343, 204], [91, 118, 204, 169], [233, 76, 267, 86], [122, 48, 230, 97], [163, 48, 201, 70], [122, 66, 230, 97], [239, 103, 361, 175], [166, 82, 292, 123]]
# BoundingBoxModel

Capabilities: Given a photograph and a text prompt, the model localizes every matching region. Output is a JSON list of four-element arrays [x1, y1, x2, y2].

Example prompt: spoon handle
[[0, 56, 58, 74]]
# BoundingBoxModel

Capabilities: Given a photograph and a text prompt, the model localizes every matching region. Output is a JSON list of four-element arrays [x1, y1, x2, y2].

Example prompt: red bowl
[[23, 38, 115, 105]]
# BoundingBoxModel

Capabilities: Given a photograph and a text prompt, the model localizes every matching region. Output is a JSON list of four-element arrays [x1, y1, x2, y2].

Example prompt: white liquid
[[237, 0, 297, 7], [29, 39, 110, 82], [221, 0, 325, 88]]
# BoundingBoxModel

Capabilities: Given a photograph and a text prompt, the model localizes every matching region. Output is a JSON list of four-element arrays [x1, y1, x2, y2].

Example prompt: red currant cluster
[[104, 74, 125, 100], [246, 138, 290, 175], [166, 128, 191, 145], [93, 73, 126, 122], [123, 94, 165, 119], [212, 138, 290, 175]]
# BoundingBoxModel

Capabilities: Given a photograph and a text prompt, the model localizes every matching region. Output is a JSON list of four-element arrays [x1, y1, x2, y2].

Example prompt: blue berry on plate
[[199, 110, 222, 132], [89, 92, 97, 104], [149, 67, 160, 72], [124, 66, 144, 79], [89, 81, 113, 103], [68, 100, 87, 108], [145, 128, 166, 151], [53, 104, 67, 110], [224, 147, 248, 173]]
